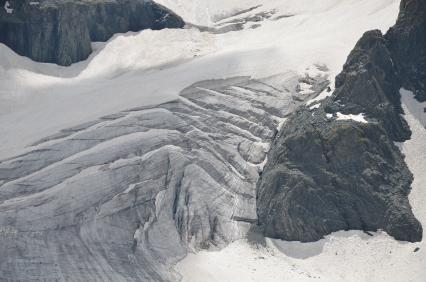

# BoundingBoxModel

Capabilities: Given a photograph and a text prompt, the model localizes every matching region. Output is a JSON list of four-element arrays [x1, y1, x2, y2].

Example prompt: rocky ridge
[[386, 0, 426, 101], [257, 0, 425, 243], [0, 0, 184, 66]]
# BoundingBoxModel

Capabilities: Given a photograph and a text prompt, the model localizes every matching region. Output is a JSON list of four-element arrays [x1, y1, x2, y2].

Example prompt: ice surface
[[0, 0, 419, 281]]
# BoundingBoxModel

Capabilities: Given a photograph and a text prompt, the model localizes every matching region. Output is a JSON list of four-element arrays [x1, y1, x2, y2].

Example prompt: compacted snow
[[176, 230, 425, 282]]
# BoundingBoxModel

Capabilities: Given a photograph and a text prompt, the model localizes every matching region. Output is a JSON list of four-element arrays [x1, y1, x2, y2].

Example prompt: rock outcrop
[[0, 0, 184, 66], [386, 0, 426, 101], [257, 1, 425, 243]]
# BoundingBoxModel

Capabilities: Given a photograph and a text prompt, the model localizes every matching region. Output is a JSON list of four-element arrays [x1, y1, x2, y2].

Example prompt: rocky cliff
[[257, 0, 425, 243], [386, 0, 426, 102], [0, 0, 184, 66]]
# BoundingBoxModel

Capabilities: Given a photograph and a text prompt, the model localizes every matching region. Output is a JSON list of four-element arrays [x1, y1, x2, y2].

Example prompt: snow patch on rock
[[336, 112, 368, 123], [309, 103, 321, 110], [4, 1, 13, 14]]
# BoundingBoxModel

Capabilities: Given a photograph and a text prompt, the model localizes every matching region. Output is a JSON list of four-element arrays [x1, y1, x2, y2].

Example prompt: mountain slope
[[1, 0, 424, 281], [257, 0, 424, 243]]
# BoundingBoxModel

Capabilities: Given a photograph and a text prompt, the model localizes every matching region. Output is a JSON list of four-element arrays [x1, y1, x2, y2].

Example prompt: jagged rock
[[257, 27, 423, 242], [386, 0, 426, 101], [0, 0, 184, 66], [332, 30, 411, 142]]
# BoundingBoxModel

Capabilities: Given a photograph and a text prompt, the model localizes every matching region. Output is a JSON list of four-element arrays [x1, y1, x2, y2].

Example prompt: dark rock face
[[0, 0, 184, 66], [386, 0, 426, 101], [257, 110, 421, 242], [332, 30, 410, 142], [257, 5, 425, 242]]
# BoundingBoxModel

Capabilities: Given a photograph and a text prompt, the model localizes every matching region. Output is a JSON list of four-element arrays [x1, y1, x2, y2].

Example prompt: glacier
[[0, 0, 425, 281]]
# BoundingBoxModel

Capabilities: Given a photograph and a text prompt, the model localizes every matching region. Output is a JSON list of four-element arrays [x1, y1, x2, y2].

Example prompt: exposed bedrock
[[257, 26, 423, 242], [386, 0, 426, 101], [0, 0, 184, 66]]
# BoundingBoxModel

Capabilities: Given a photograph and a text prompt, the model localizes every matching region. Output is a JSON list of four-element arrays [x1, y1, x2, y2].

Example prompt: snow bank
[[400, 89, 426, 225], [401, 88, 426, 128], [78, 29, 216, 80], [176, 227, 425, 281]]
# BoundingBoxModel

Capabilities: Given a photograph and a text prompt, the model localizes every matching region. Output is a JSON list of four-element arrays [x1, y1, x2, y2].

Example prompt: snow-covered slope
[[155, 0, 264, 25], [0, 0, 400, 159]]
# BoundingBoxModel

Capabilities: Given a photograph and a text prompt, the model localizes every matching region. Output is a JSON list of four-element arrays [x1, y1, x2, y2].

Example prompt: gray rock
[[332, 30, 411, 142], [386, 0, 426, 102], [257, 28, 423, 243], [0, 0, 184, 66]]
